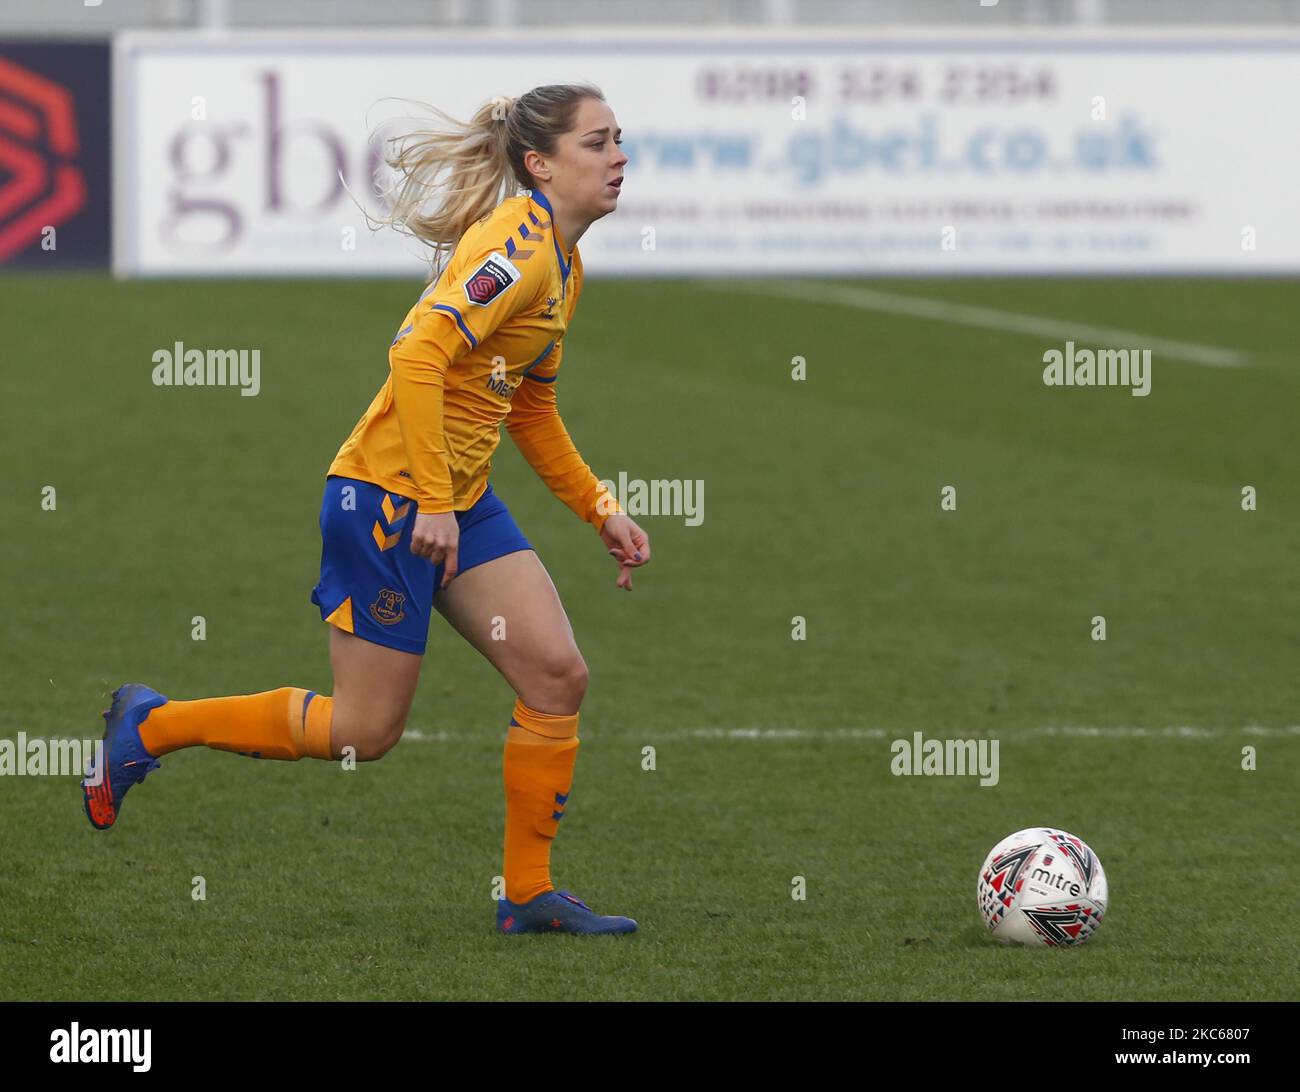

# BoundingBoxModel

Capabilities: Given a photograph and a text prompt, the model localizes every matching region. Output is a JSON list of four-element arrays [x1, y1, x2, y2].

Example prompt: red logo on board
[[0, 57, 87, 261]]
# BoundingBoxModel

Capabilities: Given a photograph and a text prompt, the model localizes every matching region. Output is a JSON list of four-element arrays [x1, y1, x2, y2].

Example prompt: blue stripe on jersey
[[390, 323, 413, 346], [528, 188, 571, 284], [523, 339, 557, 381], [430, 303, 478, 349]]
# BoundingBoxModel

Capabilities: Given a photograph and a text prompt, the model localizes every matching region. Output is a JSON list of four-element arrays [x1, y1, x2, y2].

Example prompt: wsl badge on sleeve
[[463, 253, 520, 307]]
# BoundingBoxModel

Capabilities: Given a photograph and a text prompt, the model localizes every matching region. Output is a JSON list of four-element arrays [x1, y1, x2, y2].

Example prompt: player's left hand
[[599, 514, 650, 591]]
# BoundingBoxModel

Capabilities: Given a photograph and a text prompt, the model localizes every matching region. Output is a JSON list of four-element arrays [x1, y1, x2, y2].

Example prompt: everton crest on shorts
[[463, 253, 520, 307], [310, 475, 533, 655]]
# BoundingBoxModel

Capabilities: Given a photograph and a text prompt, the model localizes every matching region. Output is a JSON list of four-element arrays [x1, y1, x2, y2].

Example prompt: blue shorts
[[310, 475, 532, 655]]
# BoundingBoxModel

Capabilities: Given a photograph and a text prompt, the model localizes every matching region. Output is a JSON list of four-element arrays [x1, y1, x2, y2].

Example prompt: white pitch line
[[398, 725, 1299, 743], [706, 281, 1246, 368], [651, 726, 1298, 740]]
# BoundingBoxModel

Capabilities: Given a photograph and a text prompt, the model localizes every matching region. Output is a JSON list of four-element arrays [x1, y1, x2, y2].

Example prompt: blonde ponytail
[[372, 84, 605, 277]]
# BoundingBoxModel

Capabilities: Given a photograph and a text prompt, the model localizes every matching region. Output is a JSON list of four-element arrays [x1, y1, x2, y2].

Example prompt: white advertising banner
[[114, 31, 1300, 276]]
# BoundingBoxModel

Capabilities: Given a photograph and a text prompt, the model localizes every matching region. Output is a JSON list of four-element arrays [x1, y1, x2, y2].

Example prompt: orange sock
[[503, 698, 580, 904], [137, 688, 334, 761]]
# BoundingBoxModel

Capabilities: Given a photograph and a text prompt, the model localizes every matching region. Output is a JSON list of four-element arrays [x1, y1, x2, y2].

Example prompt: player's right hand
[[411, 512, 459, 586]]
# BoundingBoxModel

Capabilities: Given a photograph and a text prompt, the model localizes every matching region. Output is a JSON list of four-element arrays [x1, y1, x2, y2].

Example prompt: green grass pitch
[[1, 273, 1296, 1000]]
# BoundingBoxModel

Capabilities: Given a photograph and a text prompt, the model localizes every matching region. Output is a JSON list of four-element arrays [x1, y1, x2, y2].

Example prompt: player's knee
[[526, 651, 588, 712], [351, 728, 401, 762], [569, 657, 590, 706], [336, 707, 407, 761]]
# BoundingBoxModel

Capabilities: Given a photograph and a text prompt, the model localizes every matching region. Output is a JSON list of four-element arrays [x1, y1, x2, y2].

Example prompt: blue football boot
[[81, 684, 168, 830], [497, 889, 637, 935]]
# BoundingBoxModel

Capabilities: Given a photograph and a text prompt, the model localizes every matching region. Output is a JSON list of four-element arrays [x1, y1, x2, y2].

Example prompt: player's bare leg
[[81, 626, 422, 829], [434, 549, 587, 714], [435, 548, 635, 934], [327, 627, 423, 761]]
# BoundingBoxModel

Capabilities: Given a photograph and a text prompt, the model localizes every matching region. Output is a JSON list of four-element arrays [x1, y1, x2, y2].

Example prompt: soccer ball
[[977, 827, 1108, 947]]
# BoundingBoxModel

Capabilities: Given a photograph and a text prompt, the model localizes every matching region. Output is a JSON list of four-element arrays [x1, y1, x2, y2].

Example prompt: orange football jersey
[[329, 189, 621, 530]]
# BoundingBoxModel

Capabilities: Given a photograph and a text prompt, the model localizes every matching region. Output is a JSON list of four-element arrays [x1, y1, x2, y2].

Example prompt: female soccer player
[[82, 84, 648, 935]]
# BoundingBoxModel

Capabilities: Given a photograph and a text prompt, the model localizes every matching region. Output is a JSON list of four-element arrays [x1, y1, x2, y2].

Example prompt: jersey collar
[[528, 188, 572, 285]]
